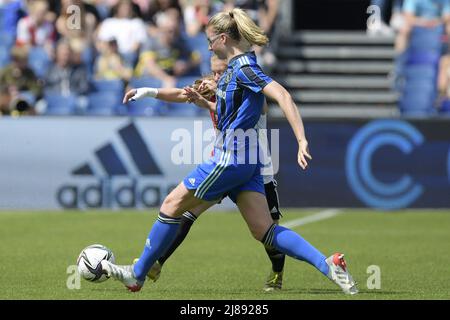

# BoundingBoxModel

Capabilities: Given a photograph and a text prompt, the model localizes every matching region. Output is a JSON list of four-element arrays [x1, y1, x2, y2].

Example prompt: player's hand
[[298, 139, 312, 170], [123, 89, 138, 103], [198, 79, 217, 92], [184, 86, 203, 104]]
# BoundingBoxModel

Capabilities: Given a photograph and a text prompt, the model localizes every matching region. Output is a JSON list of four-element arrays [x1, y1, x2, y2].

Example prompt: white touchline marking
[[281, 209, 343, 228]]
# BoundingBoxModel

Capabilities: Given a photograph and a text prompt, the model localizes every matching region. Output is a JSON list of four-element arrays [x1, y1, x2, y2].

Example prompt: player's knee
[[249, 225, 267, 242], [160, 194, 178, 216]]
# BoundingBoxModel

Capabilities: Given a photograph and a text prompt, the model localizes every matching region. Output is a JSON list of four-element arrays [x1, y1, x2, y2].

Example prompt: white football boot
[[100, 260, 144, 292], [326, 253, 358, 295]]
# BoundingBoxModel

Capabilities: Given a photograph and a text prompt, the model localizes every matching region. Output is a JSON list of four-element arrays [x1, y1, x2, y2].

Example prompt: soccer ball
[[76, 244, 115, 283]]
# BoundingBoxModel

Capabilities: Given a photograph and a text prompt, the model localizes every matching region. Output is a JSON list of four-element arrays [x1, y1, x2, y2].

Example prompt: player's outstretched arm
[[123, 87, 189, 104], [184, 87, 216, 112], [263, 81, 312, 170]]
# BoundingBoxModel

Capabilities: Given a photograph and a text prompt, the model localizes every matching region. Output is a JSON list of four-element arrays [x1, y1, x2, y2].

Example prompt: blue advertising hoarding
[[270, 118, 450, 209]]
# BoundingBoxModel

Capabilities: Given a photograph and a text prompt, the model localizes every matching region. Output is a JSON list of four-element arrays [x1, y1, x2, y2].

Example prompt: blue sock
[[133, 213, 180, 281], [262, 224, 329, 276]]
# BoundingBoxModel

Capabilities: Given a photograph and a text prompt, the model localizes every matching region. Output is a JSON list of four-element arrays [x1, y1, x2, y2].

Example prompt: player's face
[[206, 27, 227, 59], [211, 60, 227, 82]]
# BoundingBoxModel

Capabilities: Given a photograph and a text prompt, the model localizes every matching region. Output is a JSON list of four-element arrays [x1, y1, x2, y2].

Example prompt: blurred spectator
[[94, 38, 132, 81], [134, 13, 200, 87], [438, 47, 450, 103], [15, 0, 56, 57], [390, 0, 406, 32], [0, 45, 43, 99], [132, 0, 152, 14], [0, 85, 12, 116], [180, 0, 223, 37], [224, 0, 279, 35], [395, 0, 450, 54], [225, 0, 280, 70], [0, 0, 27, 35], [87, 0, 144, 18], [55, 0, 98, 49], [0, 84, 36, 116], [96, 0, 147, 66], [144, 0, 182, 37], [44, 39, 89, 96]]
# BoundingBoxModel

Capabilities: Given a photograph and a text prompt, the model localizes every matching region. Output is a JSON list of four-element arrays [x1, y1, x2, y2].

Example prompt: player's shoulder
[[235, 60, 263, 76], [231, 53, 259, 69]]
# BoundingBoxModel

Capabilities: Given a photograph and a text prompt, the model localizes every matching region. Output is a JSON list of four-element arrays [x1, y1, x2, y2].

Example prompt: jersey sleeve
[[236, 64, 273, 93]]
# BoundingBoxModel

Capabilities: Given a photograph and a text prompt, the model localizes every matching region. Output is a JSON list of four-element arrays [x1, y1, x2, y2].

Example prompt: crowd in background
[[0, 0, 280, 116], [368, 0, 450, 115], [3, 0, 449, 117]]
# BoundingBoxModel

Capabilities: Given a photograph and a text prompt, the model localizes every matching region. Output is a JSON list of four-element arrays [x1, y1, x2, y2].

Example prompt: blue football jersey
[[215, 52, 273, 153]]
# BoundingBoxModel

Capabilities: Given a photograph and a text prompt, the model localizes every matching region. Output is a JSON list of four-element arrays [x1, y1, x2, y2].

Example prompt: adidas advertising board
[[0, 117, 220, 210]]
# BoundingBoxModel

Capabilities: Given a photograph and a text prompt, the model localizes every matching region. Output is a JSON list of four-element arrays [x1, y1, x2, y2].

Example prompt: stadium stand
[[273, 31, 399, 118], [398, 26, 443, 116], [44, 92, 77, 115], [1, 0, 447, 118]]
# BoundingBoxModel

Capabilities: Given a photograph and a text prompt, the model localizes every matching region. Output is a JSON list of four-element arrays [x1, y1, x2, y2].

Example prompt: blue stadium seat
[[176, 76, 200, 89], [129, 76, 162, 89], [399, 84, 436, 115], [82, 46, 96, 77], [167, 101, 199, 117], [406, 51, 440, 66], [0, 32, 15, 50], [127, 98, 163, 116], [86, 92, 122, 116], [45, 93, 77, 115], [122, 51, 138, 68], [409, 26, 444, 53], [28, 46, 51, 78], [185, 32, 211, 74], [404, 65, 436, 81], [0, 45, 10, 67], [440, 99, 450, 113], [91, 79, 124, 93]]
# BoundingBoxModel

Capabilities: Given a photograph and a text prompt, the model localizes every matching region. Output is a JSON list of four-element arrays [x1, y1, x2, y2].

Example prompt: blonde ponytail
[[208, 8, 269, 47]]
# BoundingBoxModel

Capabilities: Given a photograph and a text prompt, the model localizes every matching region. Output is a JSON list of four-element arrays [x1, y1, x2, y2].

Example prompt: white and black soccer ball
[[76, 244, 115, 283]]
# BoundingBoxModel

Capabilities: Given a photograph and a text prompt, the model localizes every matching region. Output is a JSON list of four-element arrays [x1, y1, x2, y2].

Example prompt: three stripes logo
[[57, 122, 176, 209], [72, 122, 162, 177]]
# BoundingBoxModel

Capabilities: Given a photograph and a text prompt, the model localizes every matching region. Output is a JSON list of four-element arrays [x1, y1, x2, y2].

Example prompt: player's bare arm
[[123, 88, 188, 104], [262, 81, 312, 170]]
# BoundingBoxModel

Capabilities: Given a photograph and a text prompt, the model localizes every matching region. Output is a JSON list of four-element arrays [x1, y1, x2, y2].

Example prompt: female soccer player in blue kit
[[123, 54, 286, 291], [102, 8, 358, 295]]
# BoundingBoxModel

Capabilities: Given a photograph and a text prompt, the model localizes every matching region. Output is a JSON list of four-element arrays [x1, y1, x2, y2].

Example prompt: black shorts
[[219, 180, 282, 220], [264, 180, 282, 221]]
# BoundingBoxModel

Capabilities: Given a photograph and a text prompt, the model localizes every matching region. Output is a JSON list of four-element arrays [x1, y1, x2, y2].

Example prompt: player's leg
[[263, 180, 285, 291], [131, 182, 212, 282], [144, 201, 216, 281], [235, 190, 358, 294], [103, 153, 234, 291], [158, 201, 214, 266], [102, 182, 213, 291]]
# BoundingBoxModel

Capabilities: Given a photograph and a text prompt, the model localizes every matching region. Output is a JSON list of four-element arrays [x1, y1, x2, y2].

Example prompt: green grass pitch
[[0, 209, 449, 300]]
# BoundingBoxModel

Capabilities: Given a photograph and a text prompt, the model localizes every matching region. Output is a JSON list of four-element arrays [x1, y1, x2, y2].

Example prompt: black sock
[[265, 245, 286, 273], [157, 211, 197, 265]]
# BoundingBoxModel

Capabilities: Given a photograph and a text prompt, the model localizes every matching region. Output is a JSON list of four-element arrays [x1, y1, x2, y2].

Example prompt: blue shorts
[[183, 149, 265, 203]]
